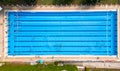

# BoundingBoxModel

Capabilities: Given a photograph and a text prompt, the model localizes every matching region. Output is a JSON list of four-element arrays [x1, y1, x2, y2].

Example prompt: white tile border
[[6, 9, 117, 12], [117, 9, 120, 59], [7, 55, 117, 58]]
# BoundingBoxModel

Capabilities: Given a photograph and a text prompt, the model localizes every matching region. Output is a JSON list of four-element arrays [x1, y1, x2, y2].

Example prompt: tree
[[0, 0, 16, 5], [24, 0, 37, 5], [53, 0, 73, 5], [82, 0, 100, 5]]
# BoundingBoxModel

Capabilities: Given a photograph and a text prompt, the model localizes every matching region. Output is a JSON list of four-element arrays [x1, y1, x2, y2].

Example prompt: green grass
[[1, 63, 120, 71], [0, 63, 78, 71]]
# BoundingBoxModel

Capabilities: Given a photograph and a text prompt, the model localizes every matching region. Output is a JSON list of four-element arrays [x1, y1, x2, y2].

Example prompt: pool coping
[[6, 9, 117, 12], [3, 9, 120, 61]]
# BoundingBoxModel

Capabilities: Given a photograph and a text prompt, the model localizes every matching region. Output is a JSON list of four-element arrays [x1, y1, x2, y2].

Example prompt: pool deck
[[0, 5, 120, 62]]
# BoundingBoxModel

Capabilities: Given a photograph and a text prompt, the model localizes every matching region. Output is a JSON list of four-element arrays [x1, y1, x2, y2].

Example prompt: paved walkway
[[0, 5, 120, 64], [83, 62, 120, 69]]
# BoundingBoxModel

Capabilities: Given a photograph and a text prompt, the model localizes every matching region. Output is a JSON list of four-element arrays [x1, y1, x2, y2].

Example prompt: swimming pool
[[7, 10, 117, 56]]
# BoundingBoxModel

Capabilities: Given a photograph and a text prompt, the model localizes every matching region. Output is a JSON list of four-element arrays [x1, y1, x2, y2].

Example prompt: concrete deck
[[0, 5, 120, 62]]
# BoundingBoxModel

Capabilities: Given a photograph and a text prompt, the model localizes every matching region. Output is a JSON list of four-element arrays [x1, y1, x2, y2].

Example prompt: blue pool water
[[8, 11, 117, 55]]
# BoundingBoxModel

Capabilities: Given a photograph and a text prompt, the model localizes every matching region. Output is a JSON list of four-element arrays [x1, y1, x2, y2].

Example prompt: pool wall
[[5, 10, 116, 56], [0, 5, 120, 62]]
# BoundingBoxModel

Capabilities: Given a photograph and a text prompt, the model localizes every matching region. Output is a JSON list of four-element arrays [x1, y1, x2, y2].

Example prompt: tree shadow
[[0, 0, 16, 5], [52, 0, 73, 5], [23, 0, 38, 6], [52, 0, 100, 6], [79, 0, 100, 5], [75, 0, 100, 10], [0, 0, 38, 6]]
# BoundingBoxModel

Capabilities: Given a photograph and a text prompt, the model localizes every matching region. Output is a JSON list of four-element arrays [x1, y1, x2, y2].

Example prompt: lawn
[[1, 63, 120, 71], [0, 63, 78, 71]]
